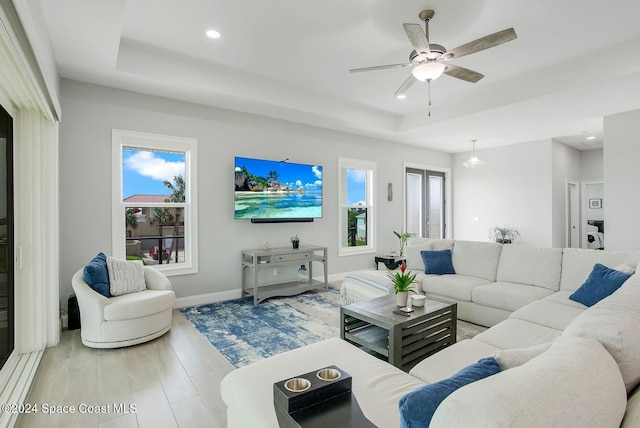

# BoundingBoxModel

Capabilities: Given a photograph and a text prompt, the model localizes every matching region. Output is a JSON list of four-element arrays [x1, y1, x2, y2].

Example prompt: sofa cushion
[[107, 257, 146, 296], [405, 239, 454, 271], [422, 275, 492, 302], [83, 252, 111, 298], [560, 248, 640, 291], [491, 342, 552, 370], [622, 385, 640, 428], [496, 244, 563, 291], [451, 240, 502, 282], [471, 282, 554, 312], [541, 290, 587, 309], [420, 250, 455, 275], [473, 318, 562, 350], [103, 289, 176, 321], [569, 263, 632, 307], [509, 300, 585, 331], [409, 339, 497, 385], [220, 337, 426, 428], [399, 357, 500, 428], [563, 274, 640, 393], [429, 336, 627, 428]]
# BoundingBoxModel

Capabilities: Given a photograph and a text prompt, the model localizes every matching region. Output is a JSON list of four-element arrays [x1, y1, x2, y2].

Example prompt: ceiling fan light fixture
[[411, 62, 445, 82], [463, 139, 485, 168]]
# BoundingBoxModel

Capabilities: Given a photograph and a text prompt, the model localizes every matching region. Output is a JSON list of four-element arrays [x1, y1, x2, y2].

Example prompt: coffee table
[[340, 295, 457, 372]]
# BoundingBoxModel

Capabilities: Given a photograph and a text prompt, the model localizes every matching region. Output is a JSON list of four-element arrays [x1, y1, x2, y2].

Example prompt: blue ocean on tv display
[[234, 157, 323, 219]]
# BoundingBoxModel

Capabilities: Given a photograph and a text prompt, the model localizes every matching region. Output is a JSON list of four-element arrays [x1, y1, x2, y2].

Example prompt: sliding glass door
[[406, 168, 445, 239], [0, 106, 13, 370]]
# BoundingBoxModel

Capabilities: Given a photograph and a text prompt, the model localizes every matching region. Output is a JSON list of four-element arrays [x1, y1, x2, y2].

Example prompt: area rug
[[180, 287, 486, 368]]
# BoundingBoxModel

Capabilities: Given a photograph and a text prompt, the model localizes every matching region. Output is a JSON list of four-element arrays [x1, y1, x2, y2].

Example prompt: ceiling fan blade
[[403, 23, 431, 55], [349, 63, 411, 73], [393, 75, 417, 98], [443, 64, 484, 83], [443, 28, 517, 60]]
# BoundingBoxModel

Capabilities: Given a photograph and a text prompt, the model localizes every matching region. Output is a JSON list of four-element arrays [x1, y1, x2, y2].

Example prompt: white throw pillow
[[491, 342, 553, 371], [107, 257, 146, 296], [563, 274, 640, 393], [614, 263, 636, 275]]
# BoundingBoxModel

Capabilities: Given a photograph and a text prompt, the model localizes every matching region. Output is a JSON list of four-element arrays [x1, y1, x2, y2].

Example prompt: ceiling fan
[[349, 9, 517, 108]]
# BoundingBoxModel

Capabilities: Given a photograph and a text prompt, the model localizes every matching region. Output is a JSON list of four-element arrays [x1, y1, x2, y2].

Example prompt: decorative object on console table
[[387, 260, 417, 307], [488, 226, 520, 244], [291, 234, 300, 249]]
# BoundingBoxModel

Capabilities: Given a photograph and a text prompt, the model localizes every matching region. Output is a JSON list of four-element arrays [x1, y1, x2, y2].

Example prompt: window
[[112, 130, 198, 276], [338, 158, 375, 256], [404, 164, 450, 239]]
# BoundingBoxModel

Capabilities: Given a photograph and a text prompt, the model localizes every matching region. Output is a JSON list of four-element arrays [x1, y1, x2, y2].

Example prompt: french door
[[406, 168, 445, 239], [0, 105, 13, 370]]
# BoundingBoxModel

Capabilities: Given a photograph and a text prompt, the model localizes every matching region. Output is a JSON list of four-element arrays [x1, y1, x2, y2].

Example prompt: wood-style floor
[[17, 310, 234, 428]]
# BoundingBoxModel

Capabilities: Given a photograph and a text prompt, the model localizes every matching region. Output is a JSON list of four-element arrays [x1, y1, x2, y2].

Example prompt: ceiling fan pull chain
[[428, 80, 432, 116]]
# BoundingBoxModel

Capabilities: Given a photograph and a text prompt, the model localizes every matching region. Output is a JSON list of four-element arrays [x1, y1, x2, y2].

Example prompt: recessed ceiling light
[[587, 136, 596, 140], [206, 30, 221, 39], [396, 94, 407, 100]]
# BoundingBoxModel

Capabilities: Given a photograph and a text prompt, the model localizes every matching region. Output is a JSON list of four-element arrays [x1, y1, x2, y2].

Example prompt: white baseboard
[[174, 288, 242, 308], [173, 270, 373, 308]]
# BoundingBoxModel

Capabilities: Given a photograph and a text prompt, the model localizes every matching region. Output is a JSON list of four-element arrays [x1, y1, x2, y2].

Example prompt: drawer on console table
[[273, 252, 312, 263]]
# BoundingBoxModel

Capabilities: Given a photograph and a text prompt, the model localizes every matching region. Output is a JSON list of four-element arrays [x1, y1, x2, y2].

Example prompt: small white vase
[[396, 291, 408, 307]]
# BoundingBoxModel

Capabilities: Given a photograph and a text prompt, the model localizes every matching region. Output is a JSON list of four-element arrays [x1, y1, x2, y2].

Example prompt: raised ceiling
[[38, 0, 640, 153]]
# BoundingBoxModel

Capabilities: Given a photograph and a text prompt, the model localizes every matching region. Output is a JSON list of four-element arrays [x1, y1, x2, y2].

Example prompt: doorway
[[566, 181, 579, 248], [0, 105, 13, 370], [405, 168, 446, 239]]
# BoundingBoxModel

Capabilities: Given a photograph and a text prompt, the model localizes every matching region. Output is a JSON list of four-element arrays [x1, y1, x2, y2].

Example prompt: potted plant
[[393, 230, 416, 257], [291, 234, 300, 249], [387, 260, 417, 307], [488, 226, 520, 244]]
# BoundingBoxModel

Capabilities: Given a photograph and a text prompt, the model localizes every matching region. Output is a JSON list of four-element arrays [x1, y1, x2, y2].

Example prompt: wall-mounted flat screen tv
[[234, 156, 323, 222]]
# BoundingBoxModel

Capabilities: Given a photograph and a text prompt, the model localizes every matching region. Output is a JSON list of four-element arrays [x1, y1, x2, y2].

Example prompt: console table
[[241, 245, 328, 305]]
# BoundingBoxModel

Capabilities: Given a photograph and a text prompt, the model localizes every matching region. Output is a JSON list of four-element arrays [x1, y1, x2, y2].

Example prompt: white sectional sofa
[[220, 241, 640, 427], [342, 239, 640, 327]]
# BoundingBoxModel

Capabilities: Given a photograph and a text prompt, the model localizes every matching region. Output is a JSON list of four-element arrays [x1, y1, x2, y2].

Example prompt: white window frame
[[112, 129, 198, 276], [338, 157, 376, 256]]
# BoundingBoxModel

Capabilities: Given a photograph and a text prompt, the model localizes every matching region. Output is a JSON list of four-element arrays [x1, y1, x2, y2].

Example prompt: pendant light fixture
[[463, 139, 485, 168]]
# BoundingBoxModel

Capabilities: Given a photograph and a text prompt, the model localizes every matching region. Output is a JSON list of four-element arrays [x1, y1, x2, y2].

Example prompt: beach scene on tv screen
[[234, 157, 323, 219]]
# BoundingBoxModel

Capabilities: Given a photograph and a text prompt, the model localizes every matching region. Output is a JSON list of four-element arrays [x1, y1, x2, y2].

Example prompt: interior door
[[406, 168, 446, 239]]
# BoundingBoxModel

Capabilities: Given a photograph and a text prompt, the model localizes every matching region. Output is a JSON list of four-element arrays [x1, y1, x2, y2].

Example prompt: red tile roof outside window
[[123, 194, 172, 203]]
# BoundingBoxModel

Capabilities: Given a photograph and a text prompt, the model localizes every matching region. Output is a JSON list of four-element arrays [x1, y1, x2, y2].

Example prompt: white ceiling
[[38, 0, 640, 153]]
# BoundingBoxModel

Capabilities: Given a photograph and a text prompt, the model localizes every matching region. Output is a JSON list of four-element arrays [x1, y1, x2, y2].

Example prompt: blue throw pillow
[[569, 263, 632, 307], [399, 357, 500, 428], [83, 252, 111, 298], [420, 250, 455, 275]]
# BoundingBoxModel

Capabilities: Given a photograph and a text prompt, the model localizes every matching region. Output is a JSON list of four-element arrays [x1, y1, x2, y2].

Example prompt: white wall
[[581, 149, 603, 181], [58, 79, 451, 307], [551, 140, 581, 247], [603, 108, 640, 250], [452, 140, 553, 246]]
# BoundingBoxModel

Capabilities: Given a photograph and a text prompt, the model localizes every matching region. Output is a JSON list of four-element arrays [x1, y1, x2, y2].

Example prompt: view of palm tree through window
[[122, 148, 186, 266], [346, 168, 368, 246]]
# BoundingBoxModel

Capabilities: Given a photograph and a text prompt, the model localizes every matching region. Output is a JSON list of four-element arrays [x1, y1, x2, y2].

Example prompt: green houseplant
[[393, 230, 416, 257], [488, 226, 520, 244], [387, 260, 417, 307]]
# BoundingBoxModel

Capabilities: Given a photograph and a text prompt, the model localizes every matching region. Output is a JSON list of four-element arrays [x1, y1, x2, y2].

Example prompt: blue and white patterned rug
[[180, 288, 342, 367], [181, 287, 486, 368]]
